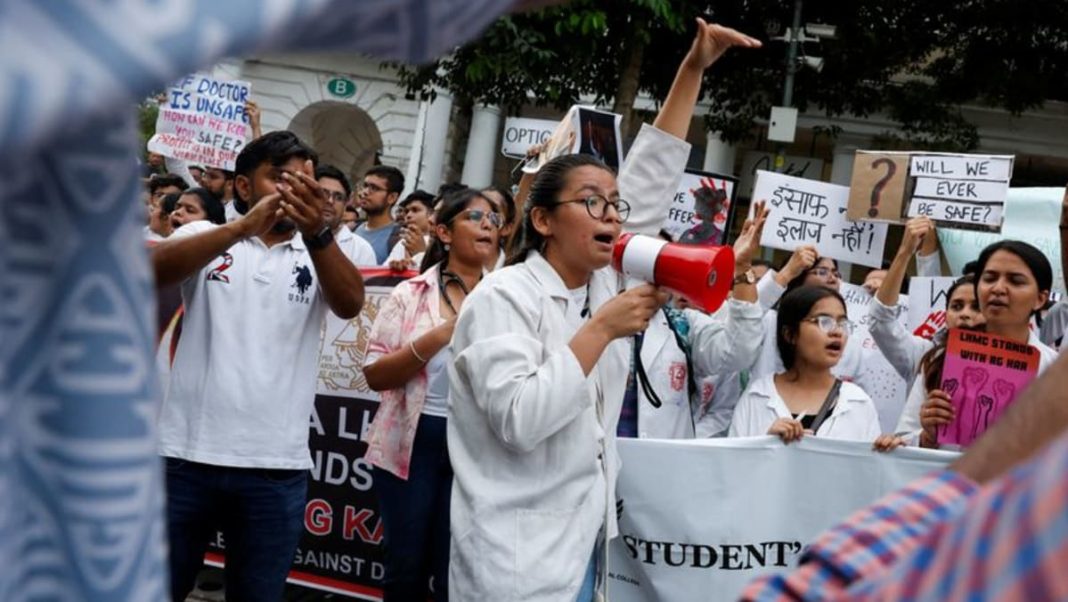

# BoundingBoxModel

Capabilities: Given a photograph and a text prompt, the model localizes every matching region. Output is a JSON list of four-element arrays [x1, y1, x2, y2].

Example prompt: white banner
[[500, 116, 557, 159], [753, 170, 888, 267], [938, 187, 1065, 297], [608, 437, 957, 601]]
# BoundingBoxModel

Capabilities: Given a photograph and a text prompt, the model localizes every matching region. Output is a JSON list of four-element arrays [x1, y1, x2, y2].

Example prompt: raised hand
[[685, 18, 762, 71], [733, 200, 769, 267], [897, 216, 934, 258], [277, 159, 327, 237]]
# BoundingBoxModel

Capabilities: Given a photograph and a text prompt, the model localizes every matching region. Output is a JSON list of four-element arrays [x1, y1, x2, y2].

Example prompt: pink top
[[363, 264, 445, 479]]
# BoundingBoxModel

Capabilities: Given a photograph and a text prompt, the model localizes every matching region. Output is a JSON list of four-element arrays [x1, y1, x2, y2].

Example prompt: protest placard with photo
[[148, 73, 253, 170], [661, 169, 738, 245], [907, 277, 958, 340], [752, 170, 888, 268], [575, 107, 623, 172], [938, 329, 1040, 448]]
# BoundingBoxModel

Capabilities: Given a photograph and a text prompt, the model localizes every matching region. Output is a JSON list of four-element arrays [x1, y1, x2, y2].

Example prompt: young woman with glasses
[[361, 188, 501, 601], [446, 19, 761, 601], [730, 285, 881, 442]]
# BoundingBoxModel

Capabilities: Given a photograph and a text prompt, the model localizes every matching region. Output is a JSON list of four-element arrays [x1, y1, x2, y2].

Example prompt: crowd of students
[[140, 18, 1068, 602]]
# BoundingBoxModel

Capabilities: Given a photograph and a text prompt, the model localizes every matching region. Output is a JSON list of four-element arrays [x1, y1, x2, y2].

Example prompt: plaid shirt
[[742, 431, 1068, 601]]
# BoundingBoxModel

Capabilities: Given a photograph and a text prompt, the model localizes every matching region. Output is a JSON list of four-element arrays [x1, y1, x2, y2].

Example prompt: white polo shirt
[[158, 220, 328, 469], [336, 225, 377, 267]]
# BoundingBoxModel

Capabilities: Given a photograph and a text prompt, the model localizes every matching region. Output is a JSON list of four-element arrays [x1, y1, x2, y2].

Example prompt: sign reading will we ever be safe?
[[148, 73, 253, 171]]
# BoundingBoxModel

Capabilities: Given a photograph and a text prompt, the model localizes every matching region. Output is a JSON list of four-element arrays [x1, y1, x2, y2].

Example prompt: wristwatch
[[302, 225, 335, 251], [732, 268, 756, 287]]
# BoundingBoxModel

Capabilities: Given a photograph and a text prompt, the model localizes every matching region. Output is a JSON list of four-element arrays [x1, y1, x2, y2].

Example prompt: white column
[[460, 104, 501, 188], [402, 99, 429, 199], [418, 89, 454, 193], [702, 130, 737, 175]]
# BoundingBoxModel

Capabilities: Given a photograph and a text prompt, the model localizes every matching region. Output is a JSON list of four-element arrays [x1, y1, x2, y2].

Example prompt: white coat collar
[[524, 250, 576, 302], [750, 374, 867, 419]]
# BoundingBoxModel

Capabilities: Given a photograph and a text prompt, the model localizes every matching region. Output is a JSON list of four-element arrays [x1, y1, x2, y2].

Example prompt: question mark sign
[[869, 158, 896, 218]]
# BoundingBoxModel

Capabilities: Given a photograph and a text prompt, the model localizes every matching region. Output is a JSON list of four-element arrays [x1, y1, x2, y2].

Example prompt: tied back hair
[[507, 154, 613, 266], [920, 274, 977, 393], [419, 188, 498, 274]]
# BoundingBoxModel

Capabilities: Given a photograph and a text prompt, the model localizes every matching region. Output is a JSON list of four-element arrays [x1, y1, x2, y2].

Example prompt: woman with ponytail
[[447, 19, 761, 601], [361, 188, 501, 600]]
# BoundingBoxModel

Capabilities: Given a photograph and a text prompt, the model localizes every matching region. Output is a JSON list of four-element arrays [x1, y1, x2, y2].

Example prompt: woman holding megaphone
[[447, 19, 761, 601]]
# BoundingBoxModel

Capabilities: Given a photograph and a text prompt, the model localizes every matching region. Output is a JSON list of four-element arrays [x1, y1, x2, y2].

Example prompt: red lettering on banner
[[305, 499, 333, 536], [343, 507, 383, 544]]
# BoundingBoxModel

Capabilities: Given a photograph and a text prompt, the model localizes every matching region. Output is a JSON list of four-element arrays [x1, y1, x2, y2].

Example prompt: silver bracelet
[[409, 339, 428, 363]]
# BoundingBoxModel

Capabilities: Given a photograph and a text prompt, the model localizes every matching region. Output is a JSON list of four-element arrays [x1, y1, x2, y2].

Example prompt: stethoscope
[[439, 268, 477, 316]]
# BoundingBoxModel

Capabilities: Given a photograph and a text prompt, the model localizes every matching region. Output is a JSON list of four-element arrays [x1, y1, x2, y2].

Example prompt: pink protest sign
[[938, 329, 1040, 447]]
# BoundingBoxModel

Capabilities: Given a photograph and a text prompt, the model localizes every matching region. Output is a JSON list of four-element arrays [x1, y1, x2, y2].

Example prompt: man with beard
[[355, 164, 405, 263], [316, 163, 377, 266], [151, 130, 364, 601]]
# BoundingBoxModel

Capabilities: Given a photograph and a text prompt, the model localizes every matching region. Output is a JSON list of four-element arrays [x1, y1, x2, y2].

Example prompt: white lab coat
[[894, 331, 1060, 442], [447, 123, 690, 600], [635, 300, 763, 439], [728, 374, 881, 442]]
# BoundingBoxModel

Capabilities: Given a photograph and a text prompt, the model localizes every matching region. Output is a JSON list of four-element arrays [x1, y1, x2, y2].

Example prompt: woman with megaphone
[[446, 18, 761, 601]]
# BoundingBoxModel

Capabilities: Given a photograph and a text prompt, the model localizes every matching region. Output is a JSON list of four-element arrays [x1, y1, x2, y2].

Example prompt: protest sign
[[203, 271, 416, 600], [846, 151, 911, 223], [148, 73, 253, 170], [753, 170, 888, 268], [500, 116, 557, 159], [938, 187, 1065, 296], [738, 151, 825, 198], [522, 105, 623, 173], [661, 169, 738, 245], [937, 329, 1040, 448], [839, 283, 909, 432], [907, 277, 957, 340], [608, 437, 956, 601], [906, 153, 1013, 230]]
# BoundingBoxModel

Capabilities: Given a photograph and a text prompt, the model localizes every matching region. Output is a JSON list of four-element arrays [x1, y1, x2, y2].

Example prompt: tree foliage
[[395, 0, 1068, 151]]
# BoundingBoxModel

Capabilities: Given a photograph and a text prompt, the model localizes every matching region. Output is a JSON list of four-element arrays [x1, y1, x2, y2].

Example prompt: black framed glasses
[[802, 314, 853, 335], [452, 208, 503, 229], [557, 195, 631, 222]]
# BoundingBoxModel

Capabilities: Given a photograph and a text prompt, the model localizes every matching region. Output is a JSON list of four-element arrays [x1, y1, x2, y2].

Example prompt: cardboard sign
[[907, 153, 1013, 230], [907, 277, 958, 340], [847, 152, 911, 223], [661, 169, 738, 244], [938, 329, 1040, 447], [148, 73, 253, 170], [752, 170, 888, 268]]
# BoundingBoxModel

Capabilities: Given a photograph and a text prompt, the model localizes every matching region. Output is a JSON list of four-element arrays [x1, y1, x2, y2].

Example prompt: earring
[[444, 243, 450, 251]]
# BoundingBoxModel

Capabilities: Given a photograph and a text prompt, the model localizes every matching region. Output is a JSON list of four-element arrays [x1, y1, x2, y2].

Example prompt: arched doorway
[[288, 101, 383, 185]]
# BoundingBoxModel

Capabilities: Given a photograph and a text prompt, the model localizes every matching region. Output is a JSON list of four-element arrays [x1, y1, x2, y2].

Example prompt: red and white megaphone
[[612, 233, 735, 313]]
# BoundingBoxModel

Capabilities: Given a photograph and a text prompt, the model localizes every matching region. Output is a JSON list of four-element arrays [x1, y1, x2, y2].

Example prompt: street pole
[[775, 0, 803, 172]]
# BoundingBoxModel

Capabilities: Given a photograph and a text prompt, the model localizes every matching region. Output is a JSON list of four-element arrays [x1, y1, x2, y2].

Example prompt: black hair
[[203, 167, 235, 180], [507, 154, 613, 265], [973, 240, 1053, 295], [776, 285, 847, 370], [752, 258, 772, 269], [160, 192, 181, 216], [365, 165, 405, 194], [234, 131, 318, 202], [149, 174, 189, 195], [180, 187, 226, 225], [962, 260, 979, 276], [783, 256, 840, 295], [420, 188, 499, 273], [920, 274, 978, 392], [315, 163, 352, 198], [399, 190, 435, 212]]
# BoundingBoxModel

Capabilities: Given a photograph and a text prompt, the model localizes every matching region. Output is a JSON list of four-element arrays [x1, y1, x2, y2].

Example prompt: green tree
[[395, 0, 1068, 151]]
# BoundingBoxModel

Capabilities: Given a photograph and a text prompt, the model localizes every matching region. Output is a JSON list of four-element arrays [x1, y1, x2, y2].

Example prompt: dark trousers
[[373, 414, 452, 601], [164, 458, 307, 602]]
